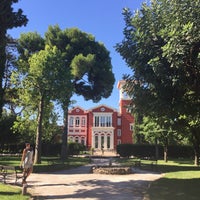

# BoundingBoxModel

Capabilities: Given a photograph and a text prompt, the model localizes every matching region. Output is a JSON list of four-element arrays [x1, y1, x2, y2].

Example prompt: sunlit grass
[[165, 170, 200, 179], [0, 156, 90, 173], [0, 183, 29, 200], [117, 157, 200, 200]]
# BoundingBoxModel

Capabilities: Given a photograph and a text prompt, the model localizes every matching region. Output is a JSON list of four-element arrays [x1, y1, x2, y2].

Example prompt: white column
[[91, 131, 94, 149], [98, 134, 101, 149], [110, 131, 114, 149], [105, 134, 107, 150]]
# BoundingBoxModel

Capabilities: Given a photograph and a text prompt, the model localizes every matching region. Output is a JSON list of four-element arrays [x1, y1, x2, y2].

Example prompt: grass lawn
[[0, 184, 29, 200], [0, 155, 90, 199], [0, 155, 90, 172], [147, 160, 200, 200], [118, 158, 200, 200]]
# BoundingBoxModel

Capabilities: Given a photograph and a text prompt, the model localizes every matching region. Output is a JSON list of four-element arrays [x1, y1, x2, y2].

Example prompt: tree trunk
[[191, 128, 200, 166], [34, 96, 44, 164], [155, 137, 159, 160], [163, 138, 168, 162], [163, 146, 168, 162], [0, 30, 6, 118], [61, 105, 69, 161], [194, 147, 199, 166]]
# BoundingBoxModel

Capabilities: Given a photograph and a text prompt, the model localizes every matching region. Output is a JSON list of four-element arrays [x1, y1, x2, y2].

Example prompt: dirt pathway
[[27, 158, 162, 200]]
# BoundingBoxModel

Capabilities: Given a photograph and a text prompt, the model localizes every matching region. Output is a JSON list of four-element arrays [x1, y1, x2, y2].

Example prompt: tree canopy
[[14, 26, 115, 162], [0, 0, 28, 118], [45, 26, 115, 102], [116, 0, 200, 165]]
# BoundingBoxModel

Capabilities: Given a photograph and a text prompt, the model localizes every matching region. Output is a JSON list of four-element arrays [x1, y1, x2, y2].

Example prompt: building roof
[[68, 106, 87, 113], [87, 104, 118, 112]]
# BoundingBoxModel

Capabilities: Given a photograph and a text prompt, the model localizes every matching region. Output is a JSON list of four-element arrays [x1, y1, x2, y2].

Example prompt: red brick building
[[68, 80, 134, 151]]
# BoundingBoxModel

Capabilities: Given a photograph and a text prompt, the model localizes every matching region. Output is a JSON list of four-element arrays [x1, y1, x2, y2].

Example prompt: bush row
[[0, 143, 86, 156], [116, 144, 194, 159], [0, 144, 24, 153]]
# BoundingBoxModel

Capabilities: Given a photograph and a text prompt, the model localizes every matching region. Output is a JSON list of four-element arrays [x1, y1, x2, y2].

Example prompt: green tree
[[12, 101, 61, 145], [3, 36, 18, 114], [13, 45, 71, 163], [0, 0, 28, 118], [116, 0, 200, 165], [12, 116, 37, 144], [45, 26, 114, 102], [138, 116, 179, 162], [0, 111, 18, 148], [45, 26, 115, 159], [16, 26, 115, 160]]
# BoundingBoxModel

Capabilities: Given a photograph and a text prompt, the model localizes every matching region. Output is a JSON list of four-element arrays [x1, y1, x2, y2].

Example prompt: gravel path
[[26, 158, 162, 200]]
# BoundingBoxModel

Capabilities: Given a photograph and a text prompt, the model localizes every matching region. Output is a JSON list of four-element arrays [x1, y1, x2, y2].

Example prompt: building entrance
[[92, 130, 113, 150]]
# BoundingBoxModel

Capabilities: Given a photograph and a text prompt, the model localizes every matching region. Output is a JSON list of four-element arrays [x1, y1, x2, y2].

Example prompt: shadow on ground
[[30, 178, 151, 200]]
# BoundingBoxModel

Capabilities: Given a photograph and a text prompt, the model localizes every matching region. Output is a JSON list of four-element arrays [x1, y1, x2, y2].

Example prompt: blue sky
[[8, 0, 144, 112]]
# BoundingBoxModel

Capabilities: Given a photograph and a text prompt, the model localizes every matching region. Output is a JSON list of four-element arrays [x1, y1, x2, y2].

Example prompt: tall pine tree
[[0, 0, 28, 118]]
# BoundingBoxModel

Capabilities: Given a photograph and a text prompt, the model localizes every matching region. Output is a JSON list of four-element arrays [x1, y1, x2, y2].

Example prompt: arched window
[[100, 116, 106, 127], [107, 135, 110, 149], [106, 116, 111, 127], [81, 137, 85, 145], [69, 136, 73, 143], [101, 134, 104, 148], [81, 117, 86, 127], [69, 117, 74, 126], [75, 136, 79, 143], [117, 129, 121, 137], [95, 116, 99, 127], [117, 118, 121, 126], [95, 135, 98, 148], [75, 117, 80, 126]]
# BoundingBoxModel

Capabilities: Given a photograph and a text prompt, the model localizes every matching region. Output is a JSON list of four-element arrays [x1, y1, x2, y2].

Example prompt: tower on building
[[117, 80, 134, 144]]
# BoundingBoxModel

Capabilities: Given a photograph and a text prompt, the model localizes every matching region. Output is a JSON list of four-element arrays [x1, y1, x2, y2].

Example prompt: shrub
[[117, 144, 193, 159], [68, 143, 86, 155]]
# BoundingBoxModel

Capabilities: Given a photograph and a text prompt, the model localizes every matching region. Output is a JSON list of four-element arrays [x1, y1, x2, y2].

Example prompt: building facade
[[68, 80, 134, 151]]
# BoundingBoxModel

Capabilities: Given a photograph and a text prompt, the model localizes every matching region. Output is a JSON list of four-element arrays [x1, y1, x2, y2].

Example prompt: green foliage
[[0, 0, 28, 118], [12, 44, 73, 163], [27, 45, 70, 100], [12, 115, 36, 142], [139, 116, 163, 143], [45, 25, 115, 102], [116, 0, 200, 119], [116, 0, 200, 164], [0, 183, 29, 200], [18, 32, 45, 60], [0, 112, 19, 146], [15, 25, 115, 118], [41, 143, 61, 156], [136, 116, 185, 145], [13, 25, 114, 161], [116, 143, 133, 157], [16, 25, 115, 113], [117, 143, 156, 158], [71, 53, 95, 78], [68, 142, 86, 155], [117, 143, 193, 159]]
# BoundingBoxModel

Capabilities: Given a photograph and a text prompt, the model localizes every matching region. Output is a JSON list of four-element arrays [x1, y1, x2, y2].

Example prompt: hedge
[[117, 144, 193, 159], [0, 142, 87, 156]]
